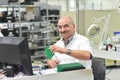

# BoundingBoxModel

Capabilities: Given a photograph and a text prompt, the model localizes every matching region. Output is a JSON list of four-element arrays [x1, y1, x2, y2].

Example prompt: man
[[47, 16, 93, 69]]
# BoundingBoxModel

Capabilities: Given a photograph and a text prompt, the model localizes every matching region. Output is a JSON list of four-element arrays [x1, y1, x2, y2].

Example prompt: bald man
[[47, 16, 93, 69]]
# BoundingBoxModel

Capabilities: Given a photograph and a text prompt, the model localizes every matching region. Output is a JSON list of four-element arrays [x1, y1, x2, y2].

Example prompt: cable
[[106, 68, 113, 75]]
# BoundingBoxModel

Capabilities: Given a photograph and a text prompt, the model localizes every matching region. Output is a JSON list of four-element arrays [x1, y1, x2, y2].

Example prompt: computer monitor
[[0, 37, 33, 76]]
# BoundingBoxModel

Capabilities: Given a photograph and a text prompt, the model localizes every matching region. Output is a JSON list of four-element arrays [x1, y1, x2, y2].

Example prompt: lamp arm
[[99, 15, 111, 49]]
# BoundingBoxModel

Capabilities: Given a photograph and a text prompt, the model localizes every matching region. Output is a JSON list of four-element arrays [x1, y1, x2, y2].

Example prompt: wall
[[60, 11, 85, 35], [61, 10, 120, 47], [84, 10, 120, 46], [60, 11, 77, 30]]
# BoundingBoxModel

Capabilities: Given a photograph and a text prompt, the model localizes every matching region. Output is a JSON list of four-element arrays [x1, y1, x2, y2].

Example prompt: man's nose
[[60, 27, 65, 32]]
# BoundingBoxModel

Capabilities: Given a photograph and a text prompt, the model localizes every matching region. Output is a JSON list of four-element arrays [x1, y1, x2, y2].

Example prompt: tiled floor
[[105, 60, 120, 80], [106, 68, 120, 80]]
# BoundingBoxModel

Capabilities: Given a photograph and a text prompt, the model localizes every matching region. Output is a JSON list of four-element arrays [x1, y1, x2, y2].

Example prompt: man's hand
[[49, 45, 67, 54], [47, 59, 58, 68]]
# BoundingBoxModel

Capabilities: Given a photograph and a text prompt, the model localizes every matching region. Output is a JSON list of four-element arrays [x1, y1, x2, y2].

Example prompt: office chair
[[92, 57, 106, 80]]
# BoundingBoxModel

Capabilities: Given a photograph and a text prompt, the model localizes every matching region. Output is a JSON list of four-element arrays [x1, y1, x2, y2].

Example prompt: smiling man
[[47, 16, 93, 69]]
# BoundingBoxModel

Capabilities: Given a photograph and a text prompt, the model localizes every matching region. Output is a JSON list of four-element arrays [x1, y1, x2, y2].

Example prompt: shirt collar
[[62, 33, 75, 47]]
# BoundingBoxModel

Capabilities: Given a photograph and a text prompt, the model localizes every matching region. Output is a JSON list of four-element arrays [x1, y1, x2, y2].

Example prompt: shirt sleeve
[[79, 39, 93, 55]]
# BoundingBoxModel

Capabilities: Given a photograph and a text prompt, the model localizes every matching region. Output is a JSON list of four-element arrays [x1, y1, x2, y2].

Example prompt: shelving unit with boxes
[[41, 5, 61, 44], [19, 4, 51, 59], [0, 1, 61, 59]]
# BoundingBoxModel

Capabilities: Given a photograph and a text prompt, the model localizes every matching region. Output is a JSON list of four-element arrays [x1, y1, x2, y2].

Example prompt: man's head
[[57, 16, 75, 41]]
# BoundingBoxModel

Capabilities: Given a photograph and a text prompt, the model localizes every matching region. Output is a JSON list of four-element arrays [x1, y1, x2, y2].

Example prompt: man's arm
[[66, 49, 92, 60], [49, 45, 92, 60]]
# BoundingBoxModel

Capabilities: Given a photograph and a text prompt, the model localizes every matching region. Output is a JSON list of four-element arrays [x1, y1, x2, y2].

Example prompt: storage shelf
[[21, 28, 50, 33], [0, 2, 60, 59], [29, 46, 46, 50], [31, 54, 45, 59], [0, 4, 46, 7], [28, 38, 49, 41]]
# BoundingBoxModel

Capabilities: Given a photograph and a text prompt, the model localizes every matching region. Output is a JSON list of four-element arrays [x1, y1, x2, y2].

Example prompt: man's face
[[57, 18, 75, 40]]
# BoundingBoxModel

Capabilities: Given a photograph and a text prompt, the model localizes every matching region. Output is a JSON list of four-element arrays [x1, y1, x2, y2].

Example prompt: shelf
[[28, 38, 49, 41], [0, 2, 60, 59], [0, 5, 19, 7], [21, 28, 51, 33], [29, 46, 46, 50], [0, 3, 46, 7], [31, 54, 45, 59]]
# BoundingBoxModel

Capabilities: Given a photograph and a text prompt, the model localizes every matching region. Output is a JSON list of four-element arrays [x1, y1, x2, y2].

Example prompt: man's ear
[[71, 24, 75, 28], [73, 24, 76, 30]]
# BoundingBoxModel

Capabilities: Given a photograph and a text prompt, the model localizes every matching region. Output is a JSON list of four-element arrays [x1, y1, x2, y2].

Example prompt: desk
[[93, 49, 120, 67], [93, 49, 120, 60], [3, 69, 93, 80], [93, 49, 120, 80]]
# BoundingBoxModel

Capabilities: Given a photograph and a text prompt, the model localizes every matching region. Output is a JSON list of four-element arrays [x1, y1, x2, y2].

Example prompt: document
[[39, 68, 57, 75]]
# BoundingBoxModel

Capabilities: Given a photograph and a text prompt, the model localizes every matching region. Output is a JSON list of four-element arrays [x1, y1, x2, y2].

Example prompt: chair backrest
[[92, 57, 106, 80]]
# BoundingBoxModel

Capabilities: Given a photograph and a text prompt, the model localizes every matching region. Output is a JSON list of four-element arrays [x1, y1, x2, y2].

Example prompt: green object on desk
[[57, 62, 85, 72], [44, 45, 53, 59], [44, 46, 85, 72]]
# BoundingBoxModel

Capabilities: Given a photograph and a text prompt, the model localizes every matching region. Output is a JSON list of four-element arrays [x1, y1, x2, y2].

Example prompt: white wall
[[40, 0, 67, 11], [40, 0, 120, 11], [84, 0, 119, 10]]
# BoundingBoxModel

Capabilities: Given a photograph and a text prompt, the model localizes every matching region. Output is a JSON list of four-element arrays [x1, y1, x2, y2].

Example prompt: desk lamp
[[87, 15, 111, 49]]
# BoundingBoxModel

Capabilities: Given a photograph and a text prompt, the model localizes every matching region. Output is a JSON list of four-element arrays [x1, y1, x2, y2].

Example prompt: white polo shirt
[[52, 33, 93, 69]]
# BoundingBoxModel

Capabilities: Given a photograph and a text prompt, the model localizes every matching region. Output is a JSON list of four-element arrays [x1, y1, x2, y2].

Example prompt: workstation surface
[[93, 49, 120, 80], [93, 49, 120, 60], [3, 69, 92, 80]]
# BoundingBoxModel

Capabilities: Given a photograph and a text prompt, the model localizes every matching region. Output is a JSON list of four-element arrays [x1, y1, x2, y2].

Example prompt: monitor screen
[[0, 37, 33, 76]]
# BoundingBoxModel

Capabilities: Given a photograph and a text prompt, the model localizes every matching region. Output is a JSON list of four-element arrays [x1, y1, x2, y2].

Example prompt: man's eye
[[64, 24, 69, 28], [58, 26, 62, 29], [58, 24, 70, 28]]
